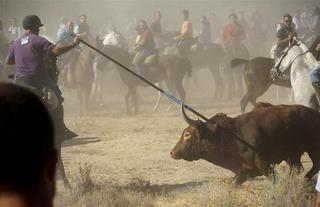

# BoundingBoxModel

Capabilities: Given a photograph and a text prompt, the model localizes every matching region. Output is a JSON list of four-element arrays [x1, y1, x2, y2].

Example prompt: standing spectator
[[7, 17, 22, 41], [5, 15, 80, 140]]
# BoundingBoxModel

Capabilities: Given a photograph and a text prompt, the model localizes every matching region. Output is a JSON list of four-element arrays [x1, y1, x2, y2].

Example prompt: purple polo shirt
[[7, 32, 55, 78]]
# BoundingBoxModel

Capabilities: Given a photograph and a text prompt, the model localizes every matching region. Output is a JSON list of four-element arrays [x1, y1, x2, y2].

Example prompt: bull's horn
[[181, 102, 198, 126]]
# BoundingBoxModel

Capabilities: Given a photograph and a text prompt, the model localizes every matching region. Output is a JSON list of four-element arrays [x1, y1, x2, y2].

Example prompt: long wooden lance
[[75, 37, 209, 122]]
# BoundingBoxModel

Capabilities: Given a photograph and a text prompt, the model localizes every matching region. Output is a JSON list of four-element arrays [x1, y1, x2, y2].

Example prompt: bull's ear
[[205, 122, 220, 134]]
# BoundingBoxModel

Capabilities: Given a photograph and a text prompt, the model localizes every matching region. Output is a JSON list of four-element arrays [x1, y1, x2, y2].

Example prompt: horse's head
[[276, 41, 311, 73]]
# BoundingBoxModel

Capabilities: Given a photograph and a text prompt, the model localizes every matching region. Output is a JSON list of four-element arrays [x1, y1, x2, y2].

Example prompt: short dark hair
[[283, 13, 292, 20], [0, 83, 55, 192], [229, 13, 238, 19], [182, 10, 189, 16], [80, 14, 87, 19]]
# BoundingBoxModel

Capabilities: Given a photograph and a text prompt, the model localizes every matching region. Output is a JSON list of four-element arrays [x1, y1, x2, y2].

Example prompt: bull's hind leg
[[305, 151, 320, 180], [287, 154, 304, 174]]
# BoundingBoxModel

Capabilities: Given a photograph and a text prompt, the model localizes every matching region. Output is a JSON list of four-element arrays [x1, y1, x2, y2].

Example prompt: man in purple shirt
[[6, 15, 81, 141]]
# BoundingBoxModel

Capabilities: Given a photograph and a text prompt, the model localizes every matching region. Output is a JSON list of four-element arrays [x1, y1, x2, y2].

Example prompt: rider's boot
[[54, 105, 78, 143]]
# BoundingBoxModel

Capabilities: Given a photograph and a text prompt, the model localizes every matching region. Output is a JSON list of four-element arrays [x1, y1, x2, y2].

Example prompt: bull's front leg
[[234, 172, 248, 186]]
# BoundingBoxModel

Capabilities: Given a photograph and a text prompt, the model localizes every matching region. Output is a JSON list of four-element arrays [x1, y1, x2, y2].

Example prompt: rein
[[275, 42, 311, 76]]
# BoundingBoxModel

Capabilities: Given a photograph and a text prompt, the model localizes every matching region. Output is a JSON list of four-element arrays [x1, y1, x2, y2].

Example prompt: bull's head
[[170, 104, 222, 161]]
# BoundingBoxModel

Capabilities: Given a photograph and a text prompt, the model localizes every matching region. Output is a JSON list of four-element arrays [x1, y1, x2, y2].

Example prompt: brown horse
[[97, 43, 191, 115], [231, 36, 320, 113], [74, 46, 96, 115], [161, 32, 226, 101]]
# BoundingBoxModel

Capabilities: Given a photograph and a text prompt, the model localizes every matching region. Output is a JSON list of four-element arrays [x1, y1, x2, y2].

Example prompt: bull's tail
[[230, 58, 249, 68]]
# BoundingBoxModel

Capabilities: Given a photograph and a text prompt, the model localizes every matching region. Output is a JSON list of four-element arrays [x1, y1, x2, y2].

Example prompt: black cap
[[22, 15, 44, 30]]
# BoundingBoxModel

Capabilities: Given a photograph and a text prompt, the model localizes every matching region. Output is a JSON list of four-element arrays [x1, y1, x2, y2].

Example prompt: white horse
[[90, 31, 129, 106], [276, 39, 319, 108]]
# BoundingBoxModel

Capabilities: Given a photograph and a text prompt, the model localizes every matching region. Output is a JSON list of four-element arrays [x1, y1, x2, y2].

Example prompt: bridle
[[275, 37, 311, 75]]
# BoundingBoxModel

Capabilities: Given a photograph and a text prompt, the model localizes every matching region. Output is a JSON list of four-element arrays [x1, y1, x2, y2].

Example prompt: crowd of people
[[0, 5, 319, 207]]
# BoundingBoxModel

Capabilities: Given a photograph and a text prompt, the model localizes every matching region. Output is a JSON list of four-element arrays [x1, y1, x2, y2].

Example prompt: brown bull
[[171, 103, 320, 185]]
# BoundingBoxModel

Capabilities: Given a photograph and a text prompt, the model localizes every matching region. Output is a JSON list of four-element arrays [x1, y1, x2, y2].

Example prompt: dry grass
[[54, 163, 317, 207]]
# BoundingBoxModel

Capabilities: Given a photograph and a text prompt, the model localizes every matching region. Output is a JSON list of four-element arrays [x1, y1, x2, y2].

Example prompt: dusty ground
[[55, 74, 315, 206]]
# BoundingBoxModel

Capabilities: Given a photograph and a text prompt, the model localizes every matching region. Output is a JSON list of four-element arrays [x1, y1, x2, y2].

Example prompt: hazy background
[[1, 0, 319, 41]]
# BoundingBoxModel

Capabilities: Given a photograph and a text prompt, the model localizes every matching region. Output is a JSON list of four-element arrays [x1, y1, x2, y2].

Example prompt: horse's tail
[[230, 58, 249, 68]]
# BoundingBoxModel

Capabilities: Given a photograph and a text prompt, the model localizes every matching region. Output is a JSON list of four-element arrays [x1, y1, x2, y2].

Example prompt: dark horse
[[96, 42, 192, 115], [231, 36, 320, 113], [74, 46, 96, 115], [161, 32, 226, 101]]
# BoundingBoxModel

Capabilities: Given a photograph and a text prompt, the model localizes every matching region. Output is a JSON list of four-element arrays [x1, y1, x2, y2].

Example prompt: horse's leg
[[77, 88, 83, 115], [132, 87, 139, 115], [249, 86, 270, 107], [165, 77, 176, 112], [98, 82, 104, 106], [84, 85, 91, 116], [175, 77, 186, 102], [235, 69, 244, 98], [124, 89, 130, 115], [240, 93, 250, 113], [125, 88, 132, 115], [57, 143, 70, 187], [209, 66, 223, 101], [153, 82, 163, 112]]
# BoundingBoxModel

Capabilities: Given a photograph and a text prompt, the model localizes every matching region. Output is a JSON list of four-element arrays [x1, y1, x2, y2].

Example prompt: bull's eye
[[183, 131, 192, 141]]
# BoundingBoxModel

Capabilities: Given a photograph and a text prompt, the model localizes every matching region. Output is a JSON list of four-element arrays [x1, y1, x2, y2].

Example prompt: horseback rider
[[199, 16, 212, 44], [192, 15, 212, 53], [74, 14, 92, 42], [57, 20, 74, 46], [150, 11, 162, 37], [57, 20, 78, 87], [309, 43, 320, 100], [222, 13, 246, 52], [270, 13, 297, 59], [310, 7, 320, 35], [175, 10, 194, 56], [5, 15, 81, 141], [131, 20, 156, 78], [150, 11, 163, 48]]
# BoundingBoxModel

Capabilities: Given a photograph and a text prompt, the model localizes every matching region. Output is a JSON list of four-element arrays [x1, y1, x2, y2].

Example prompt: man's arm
[[51, 36, 81, 56], [5, 56, 15, 65], [5, 45, 15, 65], [277, 35, 292, 48]]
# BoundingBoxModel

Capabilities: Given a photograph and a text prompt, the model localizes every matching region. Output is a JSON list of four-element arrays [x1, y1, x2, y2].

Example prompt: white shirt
[[316, 172, 320, 192]]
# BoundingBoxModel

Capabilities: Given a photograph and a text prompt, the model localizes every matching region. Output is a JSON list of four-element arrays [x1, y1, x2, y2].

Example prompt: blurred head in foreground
[[0, 83, 57, 207]]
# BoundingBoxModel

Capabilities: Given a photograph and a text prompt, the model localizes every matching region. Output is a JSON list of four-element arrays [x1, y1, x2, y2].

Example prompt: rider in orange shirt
[[175, 10, 194, 56]]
